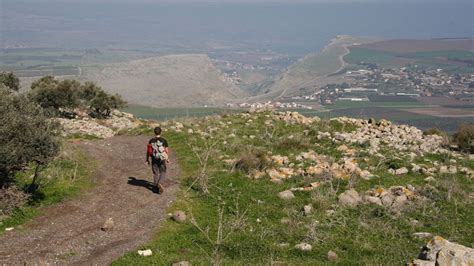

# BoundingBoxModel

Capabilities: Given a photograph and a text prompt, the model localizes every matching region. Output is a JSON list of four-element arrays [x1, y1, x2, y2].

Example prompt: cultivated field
[[344, 39, 474, 73]]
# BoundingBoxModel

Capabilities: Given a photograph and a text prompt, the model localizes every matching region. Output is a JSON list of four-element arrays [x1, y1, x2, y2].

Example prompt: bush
[[0, 186, 30, 216], [29, 79, 80, 112], [89, 90, 126, 118], [234, 148, 270, 174], [0, 71, 20, 91], [0, 87, 61, 187], [29, 76, 126, 118], [453, 124, 474, 153]]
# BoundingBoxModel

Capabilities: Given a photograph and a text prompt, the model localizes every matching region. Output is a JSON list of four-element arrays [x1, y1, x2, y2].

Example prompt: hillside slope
[[83, 54, 245, 107], [253, 36, 373, 100]]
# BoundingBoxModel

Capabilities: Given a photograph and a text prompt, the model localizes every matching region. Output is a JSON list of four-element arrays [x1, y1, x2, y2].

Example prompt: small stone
[[364, 196, 382, 206], [326, 210, 335, 216], [173, 211, 187, 223], [278, 190, 295, 200], [360, 170, 374, 180], [327, 250, 339, 261], [338, 189, 361, 208], [137, 249, 153, 257], [5, 227, 14, 231], [172, 261, 190, 266], [303, 205, 313, 216], [413, 232, 433, 239], [395, 167, 409, 175], [295, 243, 312, 251], [101, 218, 114, 231], [424, 176, 436, 182]]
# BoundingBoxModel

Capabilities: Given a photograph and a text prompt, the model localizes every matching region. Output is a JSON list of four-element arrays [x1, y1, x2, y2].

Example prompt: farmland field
[[121, 105, 240, 121], [344, 39, 474, 73]]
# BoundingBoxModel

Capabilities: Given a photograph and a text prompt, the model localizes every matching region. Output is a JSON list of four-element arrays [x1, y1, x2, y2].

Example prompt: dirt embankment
[[0, 136, 179, 265]]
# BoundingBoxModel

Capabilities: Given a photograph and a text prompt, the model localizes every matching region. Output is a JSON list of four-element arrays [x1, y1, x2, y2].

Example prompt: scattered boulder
[[411, 236, 474, 265], [172, 211, 187, 223], [303, 205, 312, 216], [137, 249, 153, 257], [338, 189, 361, 208], [101, 218, 114, 231], [295, 243, 312, 252], [327, 250, 339, 261], [278, 190, 295, 200], [395, 167, 409, 175]]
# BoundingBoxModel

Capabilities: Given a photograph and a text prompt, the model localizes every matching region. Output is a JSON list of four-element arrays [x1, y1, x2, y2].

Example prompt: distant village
[[304, 66, 474, 105], [230, 65, 474, 109]]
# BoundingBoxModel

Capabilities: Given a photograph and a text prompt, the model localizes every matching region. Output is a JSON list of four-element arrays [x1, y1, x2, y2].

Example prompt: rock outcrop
[[411, 236, 474, 265]]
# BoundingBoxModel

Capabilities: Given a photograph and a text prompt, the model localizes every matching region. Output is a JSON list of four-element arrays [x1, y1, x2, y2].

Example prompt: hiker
[[146, 127, 169, 194]]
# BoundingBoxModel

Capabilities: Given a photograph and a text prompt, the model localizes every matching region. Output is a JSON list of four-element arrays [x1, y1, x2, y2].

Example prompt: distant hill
[[83, 54, 245, 107]]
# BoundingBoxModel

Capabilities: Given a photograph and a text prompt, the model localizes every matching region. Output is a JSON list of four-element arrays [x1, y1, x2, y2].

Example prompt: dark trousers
[[151, 161, 167, 186]]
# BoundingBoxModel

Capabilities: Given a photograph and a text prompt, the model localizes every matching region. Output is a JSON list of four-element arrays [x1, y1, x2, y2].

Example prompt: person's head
[[154, 127, 162, 136]]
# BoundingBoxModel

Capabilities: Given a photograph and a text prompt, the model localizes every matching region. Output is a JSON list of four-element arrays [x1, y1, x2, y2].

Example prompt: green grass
[[0, 143, 95, 232], [344, 47, 397, 65], [114, 111, 473, 265]]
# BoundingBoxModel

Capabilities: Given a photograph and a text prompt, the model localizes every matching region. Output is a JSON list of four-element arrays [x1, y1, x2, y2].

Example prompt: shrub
[[234, 148, 270, 174], [453, 123, 474, 153], [0, 186, 30, 216], [0, 87, 61, 187], [0, 71, 20, 91], [29, 76, 126, 119], [29, 79, 80, 112], [89, 90, 126, 118]]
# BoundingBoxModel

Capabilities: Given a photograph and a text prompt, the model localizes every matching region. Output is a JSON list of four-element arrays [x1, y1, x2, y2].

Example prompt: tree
[[0, 87, 61, 188], [29, 79, 80, 112], [453, 123, 474, 153], [0, 71, 20, 91], [30, 75, 58, 90], [89, 90, 126, 118]]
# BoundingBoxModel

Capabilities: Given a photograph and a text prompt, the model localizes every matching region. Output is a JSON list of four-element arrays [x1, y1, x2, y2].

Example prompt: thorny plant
[[186, 135, 219, 194], [189, 196, 248, 266]]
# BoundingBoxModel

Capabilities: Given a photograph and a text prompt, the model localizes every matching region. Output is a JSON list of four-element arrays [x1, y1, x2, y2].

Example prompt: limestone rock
[[101, 218, 114, 231], [327, 250, 339, 261], [395, 167, 409, 175], [413, 232, 433, 239], [303, 205, 312, 216], [172, 211, 187, 223], [295, 243, 312, 252], [338, 189, 361, 208], [411, 236, 474, 265], [137, 249, 153, 257], [278, 190, 295, 200]]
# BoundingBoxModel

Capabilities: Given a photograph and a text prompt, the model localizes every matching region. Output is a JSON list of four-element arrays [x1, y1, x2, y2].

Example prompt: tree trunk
[[28, 162, 41, 192]]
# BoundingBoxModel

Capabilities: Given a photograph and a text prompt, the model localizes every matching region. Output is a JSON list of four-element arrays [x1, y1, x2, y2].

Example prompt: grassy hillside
[[83, 54, 245, 107], [116, 111, 473, 265], [260, 36, 373, 99]]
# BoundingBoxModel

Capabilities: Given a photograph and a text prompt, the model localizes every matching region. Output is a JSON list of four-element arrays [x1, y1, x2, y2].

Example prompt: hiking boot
[[157, 184, 164, 194]]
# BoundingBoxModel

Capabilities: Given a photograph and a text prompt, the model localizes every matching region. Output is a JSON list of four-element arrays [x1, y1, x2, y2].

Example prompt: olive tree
[[0, 87, 61, 189]]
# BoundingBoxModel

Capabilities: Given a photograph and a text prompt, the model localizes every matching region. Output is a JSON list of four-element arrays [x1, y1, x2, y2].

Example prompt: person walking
[[146, 127, 169, 194]]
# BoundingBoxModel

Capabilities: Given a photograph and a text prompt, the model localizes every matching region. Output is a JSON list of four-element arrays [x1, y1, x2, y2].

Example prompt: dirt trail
[[0, 136, 179, 265]]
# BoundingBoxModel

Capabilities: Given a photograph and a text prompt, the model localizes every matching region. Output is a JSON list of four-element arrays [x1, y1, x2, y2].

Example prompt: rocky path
[[0, 136, 179, 265]]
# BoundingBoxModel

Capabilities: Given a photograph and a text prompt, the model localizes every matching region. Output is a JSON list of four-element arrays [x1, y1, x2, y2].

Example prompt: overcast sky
[[6, 0, 471, 2]]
